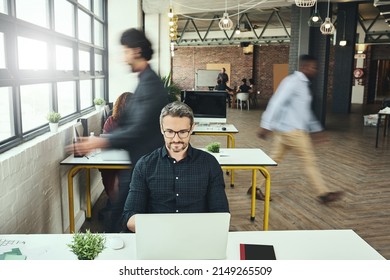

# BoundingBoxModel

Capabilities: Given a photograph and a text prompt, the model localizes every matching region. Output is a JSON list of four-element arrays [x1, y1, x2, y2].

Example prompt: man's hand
[[66, 136, 110, 155], [257, 127, 271, 140]]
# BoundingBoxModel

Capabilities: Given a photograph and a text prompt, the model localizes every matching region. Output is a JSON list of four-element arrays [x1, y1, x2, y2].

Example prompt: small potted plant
[[94, 98, 105, 111], [206, 142, 221, 153], [67, 229, 105, 260], [46, 111, 61, 133]]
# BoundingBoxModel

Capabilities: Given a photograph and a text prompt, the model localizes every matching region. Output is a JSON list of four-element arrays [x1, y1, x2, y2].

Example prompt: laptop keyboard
[[0, 238, 25, 246]]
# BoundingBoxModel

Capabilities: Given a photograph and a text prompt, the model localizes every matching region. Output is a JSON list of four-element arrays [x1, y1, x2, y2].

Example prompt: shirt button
[[176, 193, 179, 197], [175, 176, 178, 180], [173, 160, 176, 163], [176, 210, 179, 213]]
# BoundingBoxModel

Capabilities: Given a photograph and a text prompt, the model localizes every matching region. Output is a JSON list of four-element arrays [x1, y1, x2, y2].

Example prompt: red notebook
[[240, 244, 276, 260]]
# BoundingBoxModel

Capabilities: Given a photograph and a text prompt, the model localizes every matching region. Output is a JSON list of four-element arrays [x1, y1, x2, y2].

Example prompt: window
[[54, 0, 75, 37], [17, 37, 48, 70], [0, 87, 13, 142], [0, 0, 7, 15], [0, 0, 107, 152], [0, 33, 5, 68], [15, 0, 49, 28]]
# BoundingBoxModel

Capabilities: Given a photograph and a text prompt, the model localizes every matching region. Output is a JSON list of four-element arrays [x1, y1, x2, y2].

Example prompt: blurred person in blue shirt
[[256, 55, 343, 204]]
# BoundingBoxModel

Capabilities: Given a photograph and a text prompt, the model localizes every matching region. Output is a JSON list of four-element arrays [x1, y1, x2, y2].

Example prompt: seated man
[[215, 78, 234, 107], [122, 101, 230, 232]]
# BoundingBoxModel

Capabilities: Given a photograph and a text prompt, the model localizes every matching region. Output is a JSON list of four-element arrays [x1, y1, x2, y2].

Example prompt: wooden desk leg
[[86, 169, 92, 219], [250, 170, 256, 221]]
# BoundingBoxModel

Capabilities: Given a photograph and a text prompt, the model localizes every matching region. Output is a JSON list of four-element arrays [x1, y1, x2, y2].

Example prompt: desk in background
[[0, 230, 384, 260], [60, 150, 131, 233], [376, 113, 390, 148], [193, 123, 238, 148]]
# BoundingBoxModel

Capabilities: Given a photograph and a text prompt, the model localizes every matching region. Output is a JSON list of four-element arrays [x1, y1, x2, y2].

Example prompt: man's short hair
[[160, 101, 194, 126], [299, 54, 317, 65], [120, 28, 154, 61]]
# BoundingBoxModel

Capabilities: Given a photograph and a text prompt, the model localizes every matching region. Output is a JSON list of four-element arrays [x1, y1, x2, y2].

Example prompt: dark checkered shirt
[[122, 145, 229, 224]]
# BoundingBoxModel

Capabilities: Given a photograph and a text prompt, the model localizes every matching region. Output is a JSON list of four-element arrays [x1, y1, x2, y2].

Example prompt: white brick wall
[[0, 111, 104, 234]]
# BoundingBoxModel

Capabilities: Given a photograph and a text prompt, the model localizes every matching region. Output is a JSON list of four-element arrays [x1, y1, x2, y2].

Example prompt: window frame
[[0, 0, 107, 153]]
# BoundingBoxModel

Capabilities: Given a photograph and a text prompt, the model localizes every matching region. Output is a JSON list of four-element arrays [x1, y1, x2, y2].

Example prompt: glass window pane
[[79, 0, 91, 10], [94, 20, 104, 47], [0, 0, 7, 14], [78, 9, 91, 43], [94, 53, 102, 72], [0, 87, 14, 141], [80, 80, 92, 110], [93, 0, 103, 18], [20, 83, 50, 132], [57, 81, 76, 116], [15, 0, 48, 28], [79, 50, 90, 72], [54, 0, 75, 37], [18, 37, 48, 70], [56, 45, 73, 71], [95, 78, 104, 100], [0, 32, 5, 68]]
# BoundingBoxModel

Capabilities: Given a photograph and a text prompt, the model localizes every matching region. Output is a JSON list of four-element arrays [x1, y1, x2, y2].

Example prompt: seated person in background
[[238, 78, 251, 93], [123, 101, 230, 232], [215, 78, 234, 107], [99, 92, 132, 218], [248, 78, 255, 94]]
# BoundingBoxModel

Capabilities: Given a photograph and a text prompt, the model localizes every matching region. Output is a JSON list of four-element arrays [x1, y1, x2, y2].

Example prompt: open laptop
[[135, 212, 230, 260]]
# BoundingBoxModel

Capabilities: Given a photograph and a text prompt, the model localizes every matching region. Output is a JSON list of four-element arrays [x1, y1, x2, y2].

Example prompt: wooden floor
[[82, 100, 390, 259]]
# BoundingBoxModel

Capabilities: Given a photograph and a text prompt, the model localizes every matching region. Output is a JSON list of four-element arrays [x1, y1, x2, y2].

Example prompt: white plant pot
[[49, 122, 58, 133], [95, 105, 104, 111]]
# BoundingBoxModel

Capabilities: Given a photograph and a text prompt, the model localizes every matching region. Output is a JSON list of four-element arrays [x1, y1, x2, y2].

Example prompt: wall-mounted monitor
[[181, 90, 227, 123]]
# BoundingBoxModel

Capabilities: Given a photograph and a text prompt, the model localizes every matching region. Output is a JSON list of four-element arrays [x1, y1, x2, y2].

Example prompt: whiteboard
[[196, 69, 220, 87]]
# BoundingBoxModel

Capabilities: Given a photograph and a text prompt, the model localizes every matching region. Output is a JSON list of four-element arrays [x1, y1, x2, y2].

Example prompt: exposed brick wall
[[173, 44, 290, 100], [172, 46, 254, 91]]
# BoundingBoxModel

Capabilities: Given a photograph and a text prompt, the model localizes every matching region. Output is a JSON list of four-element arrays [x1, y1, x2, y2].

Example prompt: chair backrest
[[236, 92, 249, 101]]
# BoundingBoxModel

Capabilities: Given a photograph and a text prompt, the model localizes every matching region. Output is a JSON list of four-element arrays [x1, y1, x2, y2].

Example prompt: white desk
[[193, 123, 238, 148], [60, 150, 131, 233], [0, 230, 384, 260], [207, 148, 277, 230], [60, 148, 276, 232]]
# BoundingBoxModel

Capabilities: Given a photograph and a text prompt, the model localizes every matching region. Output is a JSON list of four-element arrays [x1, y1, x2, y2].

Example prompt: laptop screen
[[135, 212, 230, 260]]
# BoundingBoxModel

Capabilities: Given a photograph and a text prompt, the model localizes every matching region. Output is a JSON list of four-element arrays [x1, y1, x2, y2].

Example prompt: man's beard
[[167, 141, 188, 153]]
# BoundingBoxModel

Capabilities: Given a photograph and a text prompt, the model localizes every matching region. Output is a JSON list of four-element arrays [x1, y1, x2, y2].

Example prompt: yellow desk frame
[[220, 165, 271, 231], [67, 164, 130, 233]]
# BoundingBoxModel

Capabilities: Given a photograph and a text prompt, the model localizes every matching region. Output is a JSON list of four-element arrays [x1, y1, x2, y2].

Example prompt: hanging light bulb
[[235, 2, 240, 35], [219, 0, 233, 30], [295, 0, 316, 8], [320, 0, 335, 35], [308, 1, 323, 27], [168, 7, 173, 18]]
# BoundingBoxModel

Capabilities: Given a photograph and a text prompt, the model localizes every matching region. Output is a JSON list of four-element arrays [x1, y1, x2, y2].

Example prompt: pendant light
[[295, 0, 316, 8], [308, 1, 323, 27], [219, 0, 233, 30], [320, 0, 335, 35], [235, 2, 240, 35]]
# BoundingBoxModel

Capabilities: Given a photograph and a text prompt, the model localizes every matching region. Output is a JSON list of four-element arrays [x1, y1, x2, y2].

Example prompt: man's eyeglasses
[[163, 128, 191, 139]]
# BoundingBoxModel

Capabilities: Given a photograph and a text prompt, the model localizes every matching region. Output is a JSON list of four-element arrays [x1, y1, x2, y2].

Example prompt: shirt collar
[[294, 70, 309, 82]]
